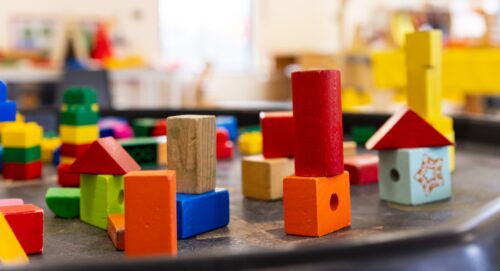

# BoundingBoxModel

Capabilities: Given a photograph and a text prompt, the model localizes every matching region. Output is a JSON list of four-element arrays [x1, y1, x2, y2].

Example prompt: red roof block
[[69, 137, 141, 175], [365, 107, 453, 150]]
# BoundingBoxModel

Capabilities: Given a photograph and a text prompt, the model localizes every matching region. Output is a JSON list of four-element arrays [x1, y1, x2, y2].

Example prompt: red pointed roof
[[69, 137, 140, 175], [365, 107, 453, 150]]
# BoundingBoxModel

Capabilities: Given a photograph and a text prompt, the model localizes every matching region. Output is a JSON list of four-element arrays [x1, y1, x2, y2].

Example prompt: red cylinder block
[[291, 70, 343, 177]]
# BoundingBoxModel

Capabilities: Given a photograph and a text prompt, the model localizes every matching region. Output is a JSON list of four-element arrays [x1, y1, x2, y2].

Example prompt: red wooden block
[[291, 70, 343, 177], [261, 111, 294, 158], [0, 204, 44, 254], [60, 143, 91, 158], [344, 153, 379, 185], [3, 161, 42, 180], [365, 107, 453, 150], [69, 137, 141, 175], [152, 119, 167, 137], [57, 163, 80, 187], [216, 141, 234, 160], [216, 128, 230, 144]]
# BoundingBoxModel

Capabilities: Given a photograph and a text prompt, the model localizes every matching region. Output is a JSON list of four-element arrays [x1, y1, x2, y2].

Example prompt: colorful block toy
[[0, 204, 44, 254], [45, 187, 80, 218], [60, 125, 99, 145], [107, 214, 125, 251], [344, 153, 379, 185], [238, 131, 262, 155], [0, 212, 29, 266], [57, 163, 80, 187], [260, 111, 294, 158], [120, 137, 159, 167], [177, 188, 229, 239], [0, 81, 16, 122]]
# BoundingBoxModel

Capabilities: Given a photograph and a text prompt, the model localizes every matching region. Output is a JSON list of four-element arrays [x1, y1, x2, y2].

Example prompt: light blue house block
[[378, 147, 451, 205]]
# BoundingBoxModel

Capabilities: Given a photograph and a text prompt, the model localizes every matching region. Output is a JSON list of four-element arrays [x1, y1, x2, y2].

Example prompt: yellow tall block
[[405, 30, 442, 68], [1, 122, 43, 148], [407, 67, 442, 119], [60, 125, 99, 144], [0, 213, 29, 266]]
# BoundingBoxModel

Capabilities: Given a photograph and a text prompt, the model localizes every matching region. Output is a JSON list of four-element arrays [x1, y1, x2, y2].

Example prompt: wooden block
[[177, 188, 229, 239], [238, 131, 262, 155], [0, 204, 44, 254], [0, 198, 23, 207], [152, 119, 167, 137], [80, 174, 124, 230], [343, 141, 357, 158], [3, 161, 42, 180], [0, 81, 16, 122], [260, 111, 294, 158], [57, 163, 80, 187], [132, 118, 157, 137], [167, 115, 216, 194], [283, 171, 351, 237], [366, 107, 453, 150], [241, 155, 294, 200], [120, 137, 159, 167], [3, 146, 41, 163], [405, 30, 441, 68], [45, 187, 80, 218], [216, 115, 238, 141], [217, 141, 234, 160], [407, 67, 442, 120], [344, 153, 379, 185], [70, 137, 141, 175], [0, 212, 29, 266], [1, 122, 42, 148], [125, 170, 177, 257], [59, 125, 99, 145], [41, 137, 61, 163], [291, 70, 344, 177], [378, 147, 451, 205], [60, 143, 91, 158], [107, 214, 125, 251]]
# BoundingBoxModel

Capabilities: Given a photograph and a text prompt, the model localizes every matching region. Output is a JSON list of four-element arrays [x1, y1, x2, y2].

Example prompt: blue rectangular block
[[378, 147, 451, 205], [0, 101, 16, 122], [176, 188, 230, 239], [99, 127, 114, 138], [216, 116, 238, 141]]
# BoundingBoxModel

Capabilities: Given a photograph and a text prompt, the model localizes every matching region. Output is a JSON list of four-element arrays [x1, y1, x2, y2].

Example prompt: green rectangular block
[[80, 174, 124, 230], [45, 187, 80, 219], [119, 137, 158, 167], [3, 146, 41, 163], [132, 118, 157, 137], [60, 110, 99, 126]]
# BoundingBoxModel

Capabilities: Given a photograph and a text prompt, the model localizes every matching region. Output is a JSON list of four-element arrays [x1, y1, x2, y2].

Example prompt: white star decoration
[[414, 154, 445, 196]]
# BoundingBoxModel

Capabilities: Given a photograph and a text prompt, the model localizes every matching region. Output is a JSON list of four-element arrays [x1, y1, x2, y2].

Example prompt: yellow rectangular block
[[405, 30, 442, 68], [41, 137, 62, 163], [407, 67, 442, 119], [0, 213, 29, 266], [427, 116, 454, 136], [1, 122, 43, 148], [60, 125, 99, 144], [60, 156, 76, 165]]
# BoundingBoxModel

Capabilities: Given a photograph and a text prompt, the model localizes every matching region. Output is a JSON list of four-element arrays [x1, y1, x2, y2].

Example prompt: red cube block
[[216, 128, 230, 144], [61, 143, 91, 158], [57, 163, 80, 187], [3, 161, 42, 180], [0, 204, 44, 254], [292, 70, 343, 177], [217, 141, 234, 160], [261, 111, 294, 158], [152, 119, 167, 137], [344, 153, 379, 185]]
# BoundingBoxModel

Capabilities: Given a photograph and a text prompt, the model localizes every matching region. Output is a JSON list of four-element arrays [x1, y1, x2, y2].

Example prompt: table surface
[[0, 142, 499, 266]]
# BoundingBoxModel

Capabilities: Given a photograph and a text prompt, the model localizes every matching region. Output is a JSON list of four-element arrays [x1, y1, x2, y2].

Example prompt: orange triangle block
[[366, 107, 453, 150], [69, 137, 140, 175]]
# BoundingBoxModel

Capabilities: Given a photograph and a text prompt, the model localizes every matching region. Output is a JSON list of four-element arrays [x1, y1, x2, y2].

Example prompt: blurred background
[[1, 0, 500, 116]]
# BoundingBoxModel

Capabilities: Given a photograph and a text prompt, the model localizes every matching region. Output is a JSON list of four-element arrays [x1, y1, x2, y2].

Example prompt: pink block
[[113, 122, 134, 139], [0, 198, 24, 207]]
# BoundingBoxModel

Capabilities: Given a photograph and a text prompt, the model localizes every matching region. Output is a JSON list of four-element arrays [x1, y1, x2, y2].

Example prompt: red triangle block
[[365, 107, 453, 150], [69, 137, 141, 175]]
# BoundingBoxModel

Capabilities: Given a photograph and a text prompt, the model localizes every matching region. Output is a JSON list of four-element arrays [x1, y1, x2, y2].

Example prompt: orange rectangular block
[[107, 214, 125, 251], [124, 170, 177, 257], [283, 171, 351, 237]]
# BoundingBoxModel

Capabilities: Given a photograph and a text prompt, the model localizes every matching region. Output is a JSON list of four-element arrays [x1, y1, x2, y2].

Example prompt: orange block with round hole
[[283, 171, 351, 237], [125, 170, 177, 258]]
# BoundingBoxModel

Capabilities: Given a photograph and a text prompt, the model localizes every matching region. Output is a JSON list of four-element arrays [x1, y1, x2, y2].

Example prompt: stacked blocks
[[125, 170, 177, 257], [0, 212, 29, 266], [70, 137, 140, 230], [58, 87, 99, 187], [0, 81, 16, 122], [216, 115, 238, 141], [45, 187, 80, 218], [2, 122, 43, 180], [216, 128, 234, 160], [366, 107, 453, 205], [167, 115, 229, 238], [405, 31, 455, 171], [0, 204, 44, 254], [284, 70, 350, 237]]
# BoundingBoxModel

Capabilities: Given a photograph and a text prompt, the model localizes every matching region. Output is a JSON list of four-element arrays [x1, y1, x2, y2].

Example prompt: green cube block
[[132, 118, 157, 137], [63, 87, 97, 105], [351, 126, 377, 145], [45, 187, 80, 218], [80, 174, 124, 230], [3, 146, 41, 163], [120, 137, 158, 167], [60, 110, 99, 126]]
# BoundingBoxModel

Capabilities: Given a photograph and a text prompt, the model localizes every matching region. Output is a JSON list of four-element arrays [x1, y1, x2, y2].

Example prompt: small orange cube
[[283, 171, 351, 237]]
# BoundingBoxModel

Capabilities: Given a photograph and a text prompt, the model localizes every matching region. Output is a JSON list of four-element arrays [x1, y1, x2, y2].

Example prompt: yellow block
[[0, 213, 29, 266], [2, 122, 43, 148], [41, 137, 62, 163], [60, 125, 99, 144], [407, 67, 442, 119], [238, 132, 262, 155], [427, 116, 454, 136], [60, 156, 76, 165], [405, 30, 442, 68]]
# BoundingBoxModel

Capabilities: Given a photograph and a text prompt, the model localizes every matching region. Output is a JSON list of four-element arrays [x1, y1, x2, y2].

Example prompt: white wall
[[0, 0, 161, 61]]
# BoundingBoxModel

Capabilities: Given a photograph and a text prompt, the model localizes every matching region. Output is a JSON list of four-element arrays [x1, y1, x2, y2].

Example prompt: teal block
[[45, 187, 80, 218], [80, 174, 124, 230], [378, 147, 451, 205]]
